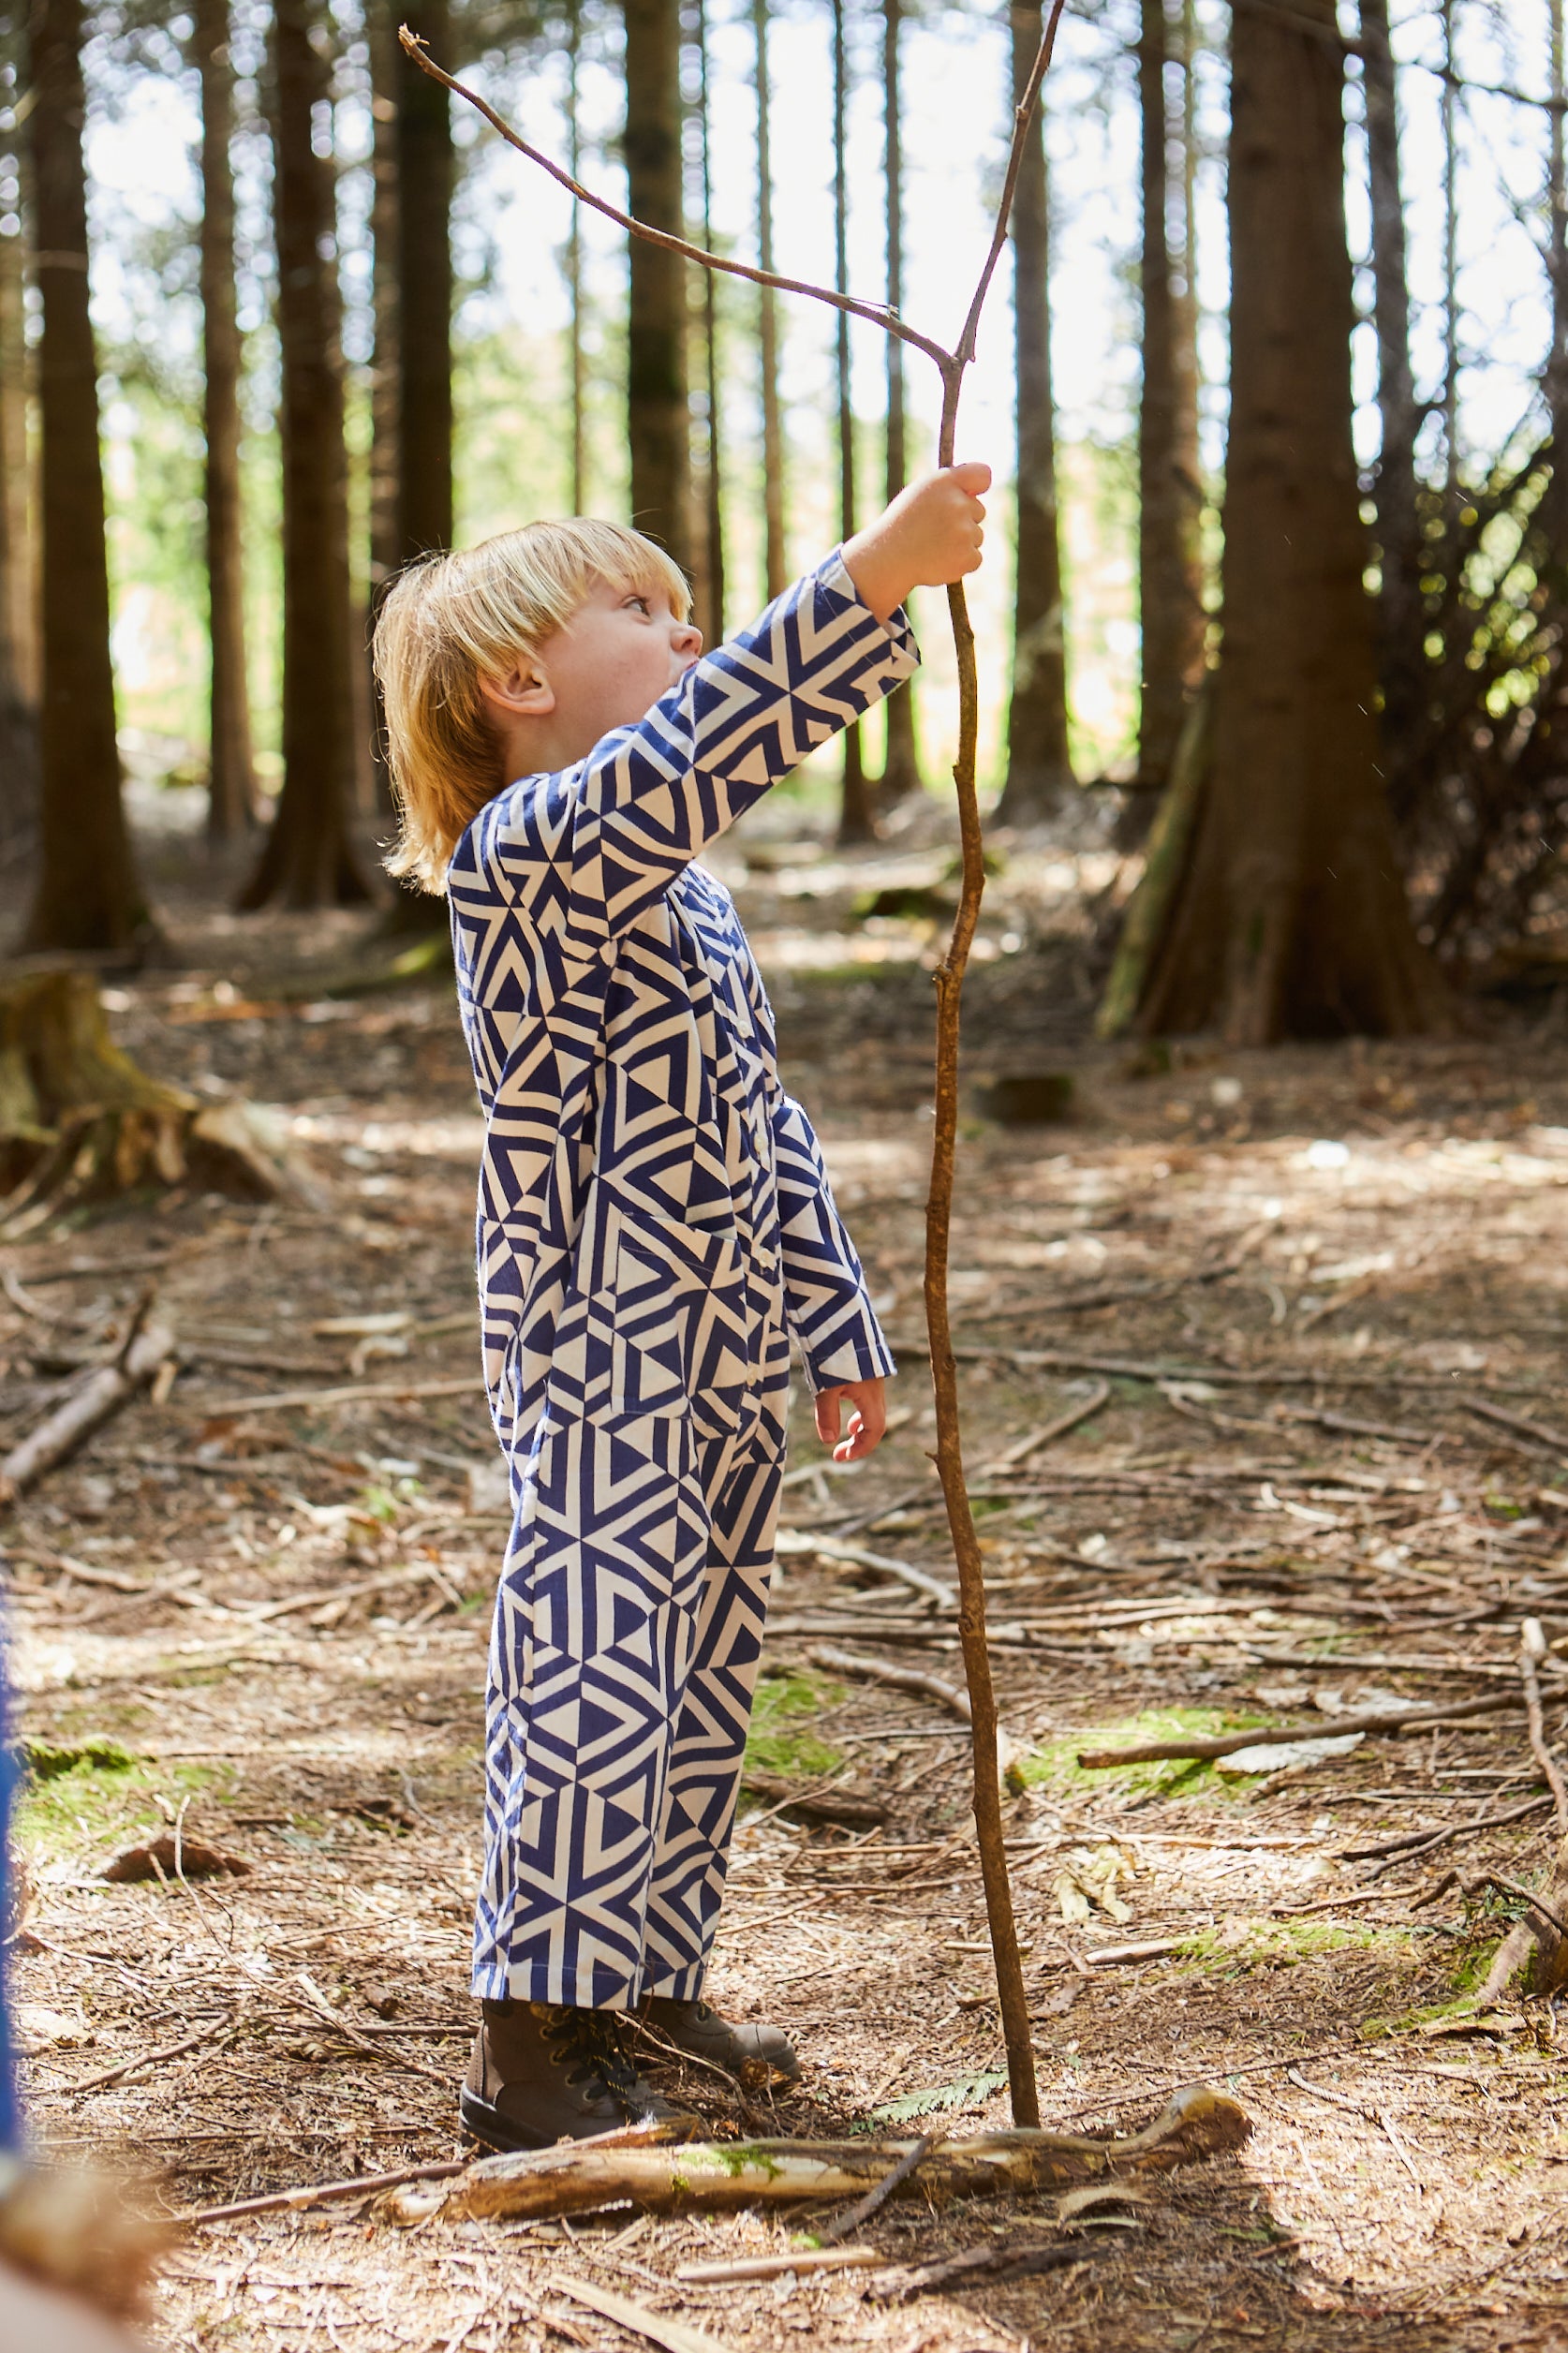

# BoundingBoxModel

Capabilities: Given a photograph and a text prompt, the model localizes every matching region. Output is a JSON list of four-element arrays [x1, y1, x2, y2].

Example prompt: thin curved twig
[[403, 0, 1071, 2130], [398, 31, 951, 373]]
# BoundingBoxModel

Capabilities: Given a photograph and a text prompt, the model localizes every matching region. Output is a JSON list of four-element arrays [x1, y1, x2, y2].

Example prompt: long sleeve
[[771, 1085, 896, 1394], [452, 552, 918, 983]]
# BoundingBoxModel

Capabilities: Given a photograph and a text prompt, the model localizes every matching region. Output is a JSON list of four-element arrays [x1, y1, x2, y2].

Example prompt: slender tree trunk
[[694, 0, 723, 638], [622, 0, 690, 569], [879, 0, 919, 801], [242, 0, 368, 911], [23, 0, 154, 955], [1359, 0, 1425, 808], [396, 0, 452, 560], [0, 174, 37, 851], [367, 0, 400, 818], [753, 0, 785, 598], [834, 0, 871, 843], [1134, 0, 1203, 792], [1138, 0, 1443, 1042], [1441, 0, 1458, 509], [195, 0, 257, 846], [997, 0, 1072, 823], [567, 0, 587, 514], [1543, 0, 1568, 540]]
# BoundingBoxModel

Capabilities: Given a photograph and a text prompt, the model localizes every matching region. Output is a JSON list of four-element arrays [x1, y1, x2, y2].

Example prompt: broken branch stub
[[384, 2085, 1250, 2227], [399, 0, 1069, 2133], [0, 1319, 175, 1505]]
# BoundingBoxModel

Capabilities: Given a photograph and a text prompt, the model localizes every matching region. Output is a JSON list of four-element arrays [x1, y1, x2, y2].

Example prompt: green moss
[[711, 2145, 784, 2180], [743, 1673, 844, 1781], [19, 1737, 136, 1782], [1012, 1708, 1267, 1808], [1177, 1916, 1414, 1976], [13, 1748, 223, 1871]]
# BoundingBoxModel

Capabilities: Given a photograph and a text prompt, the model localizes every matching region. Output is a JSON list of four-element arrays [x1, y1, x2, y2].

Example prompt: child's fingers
[[814, 1388, 843, 1448], [948, 461, 993, 495]]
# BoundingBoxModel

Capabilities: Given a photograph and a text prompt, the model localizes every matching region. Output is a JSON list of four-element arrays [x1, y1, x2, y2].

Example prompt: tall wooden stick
[[399, 5, 1067, 2127]]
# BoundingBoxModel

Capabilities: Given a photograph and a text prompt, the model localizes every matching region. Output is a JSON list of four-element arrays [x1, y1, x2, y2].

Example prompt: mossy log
[[0, 969, 290, 1234], [385, 2084, 1251, 2227]]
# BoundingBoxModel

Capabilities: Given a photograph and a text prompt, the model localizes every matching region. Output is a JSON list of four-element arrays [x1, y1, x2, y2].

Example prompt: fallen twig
[[553, 2279, 723, 2353], [675, 2248, 884, 2285], [1342, 1793, 1552, 1866], [872, 2236, 1112, 2299], [67, 2011, 234, 2095], [1463, 1397, 1568, 1456], [179, 2158, 468, 2226], [386, 2084, 1250, 2225], [979, 1380, 1112, 1472], [818, 2132, 933, 2244], [1079, 1689, 1522, 1770], [0, 1318, 175, 1502], [806, 1642, 1029, 1787], [1520, 1616, 1568, 1832]]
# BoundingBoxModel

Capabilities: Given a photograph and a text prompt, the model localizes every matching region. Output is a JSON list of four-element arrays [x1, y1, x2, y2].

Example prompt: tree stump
[[0, 969, 288, 1234]]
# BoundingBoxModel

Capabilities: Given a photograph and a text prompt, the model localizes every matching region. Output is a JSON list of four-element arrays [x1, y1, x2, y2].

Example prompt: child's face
[[535, 578, 703, 760]]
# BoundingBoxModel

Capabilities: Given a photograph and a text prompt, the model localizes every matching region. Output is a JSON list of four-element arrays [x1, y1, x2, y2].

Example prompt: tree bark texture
[[997, 0, 1072, 823], [396, 0, 453, 560], [1540, 0, 1568, 555], [879, 0, 919, 801], [1358, 0, 1426, 808], [243, 0, 368, 910], [753, 0, 785, 599], [195, 0, 257, 846], [692, 0, 722, 639], [367, 0, 401, 817], [1138, 0, 1443, 1043], [622, 0, 690, 570], [24, 0, 153, 955], [0, 196, 37, 850], [834, 0, 870, 843], [1135, 0, 1204, 792], [568, 0, 587, 515]]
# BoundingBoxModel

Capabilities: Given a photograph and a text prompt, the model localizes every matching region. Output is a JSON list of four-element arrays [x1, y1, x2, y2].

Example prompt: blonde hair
[[374, 518, 692, 894]]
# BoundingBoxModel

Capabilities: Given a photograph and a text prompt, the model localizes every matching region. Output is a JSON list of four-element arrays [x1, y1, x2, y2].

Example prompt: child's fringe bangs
[[374, 519, 691, 895]]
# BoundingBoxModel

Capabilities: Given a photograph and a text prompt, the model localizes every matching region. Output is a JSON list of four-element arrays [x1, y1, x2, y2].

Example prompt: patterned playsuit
[[449, 552, 916, 2009]]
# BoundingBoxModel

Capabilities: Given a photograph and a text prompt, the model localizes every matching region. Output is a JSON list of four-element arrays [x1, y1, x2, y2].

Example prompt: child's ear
[[479, 660, 555, 719]]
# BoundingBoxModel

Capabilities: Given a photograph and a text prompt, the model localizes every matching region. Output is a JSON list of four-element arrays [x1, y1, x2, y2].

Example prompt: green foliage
[[19, 1737, 136, 1782], [867, 2067, 1007, 2124], [743, 1672, 843, 1780]]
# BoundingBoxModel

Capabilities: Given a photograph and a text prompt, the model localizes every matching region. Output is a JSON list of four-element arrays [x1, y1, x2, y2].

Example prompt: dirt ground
[[6, 809, 1568, 2352]]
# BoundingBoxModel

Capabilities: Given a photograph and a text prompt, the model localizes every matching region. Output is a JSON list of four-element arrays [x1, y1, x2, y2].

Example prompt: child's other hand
[[842, 465, 991, 624], [813, 1377, 887, 1463]]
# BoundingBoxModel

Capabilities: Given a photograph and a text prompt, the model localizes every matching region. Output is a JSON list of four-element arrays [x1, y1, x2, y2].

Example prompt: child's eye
[[624, 595, 651, 615]]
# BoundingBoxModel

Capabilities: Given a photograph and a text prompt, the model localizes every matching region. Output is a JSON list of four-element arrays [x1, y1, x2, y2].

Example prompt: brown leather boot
[[643, 1995, 799, 2082], [461, 1999, 687, 2152]]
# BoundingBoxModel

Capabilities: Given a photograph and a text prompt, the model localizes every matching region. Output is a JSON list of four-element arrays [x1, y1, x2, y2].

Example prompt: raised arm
[[454, 554, 915, 968]]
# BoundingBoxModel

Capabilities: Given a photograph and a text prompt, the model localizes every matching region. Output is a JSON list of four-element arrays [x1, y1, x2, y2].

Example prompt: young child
[[375, 463, 989, 2148]]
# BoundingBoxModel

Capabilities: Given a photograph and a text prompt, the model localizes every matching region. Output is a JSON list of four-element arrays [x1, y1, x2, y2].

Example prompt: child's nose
[[672, 620, 703, 661]]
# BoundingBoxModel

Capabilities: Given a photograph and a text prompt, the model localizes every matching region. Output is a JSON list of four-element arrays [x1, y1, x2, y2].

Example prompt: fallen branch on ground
[[1342, 1793, 1552, 1866], [807, 1643, 1028, 1786], [0, 1314, 174, 1503], [1472, 1620, 1568, 2007], [1520, 1616, 1568, 1832], [383, 2084, 1250, 2226], [1078, 1689, 1522, 1770], [818, 2133, 933, 2244]]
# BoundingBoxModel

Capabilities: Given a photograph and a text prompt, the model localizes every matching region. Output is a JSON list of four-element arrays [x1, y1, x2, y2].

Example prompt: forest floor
[[6, 807, 1568, 2351]]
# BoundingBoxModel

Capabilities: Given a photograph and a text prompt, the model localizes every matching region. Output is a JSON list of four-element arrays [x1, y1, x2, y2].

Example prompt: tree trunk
[[1541, 0, 1568, 549], [396, 0, 452, 561], [878, 0, 919, 803], [242, 0, 369, 912], [1138, 0, 1444, 1043], [367, 0, 400, 821], [23, 0, 155, 957], [567, 0, 588, 515], [622, 0, 690, 570], [692, 0, 723, 640], [996, 0, 1072, 824], [0, 178, 37, 853], [834, 0, 871, 844], [1134, 0, 1204, 792], [753, 0, 785, 599], [1358, 0, 1425, 810], [195, 0, 258, 846]]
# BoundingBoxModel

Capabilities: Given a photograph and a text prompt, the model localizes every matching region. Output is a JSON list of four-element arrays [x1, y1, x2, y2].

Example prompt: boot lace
[[540, 2005, 641, 2110]]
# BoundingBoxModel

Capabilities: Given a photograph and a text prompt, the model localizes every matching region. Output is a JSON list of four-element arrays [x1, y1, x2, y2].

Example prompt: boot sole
[[459, 2085, 553, 2153]]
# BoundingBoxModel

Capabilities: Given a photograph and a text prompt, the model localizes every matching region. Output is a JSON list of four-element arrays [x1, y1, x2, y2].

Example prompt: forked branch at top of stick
[[399, 1, 1068, 2134]]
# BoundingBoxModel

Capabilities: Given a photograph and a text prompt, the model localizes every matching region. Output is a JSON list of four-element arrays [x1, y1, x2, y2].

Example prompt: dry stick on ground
[[400, 3, 1068, 2130], [817, 2132, 935, 2245], [1472, 1621, 1568, 2006], [0, 1316, 175, 1503], [387, 2084, 1250, 2225]]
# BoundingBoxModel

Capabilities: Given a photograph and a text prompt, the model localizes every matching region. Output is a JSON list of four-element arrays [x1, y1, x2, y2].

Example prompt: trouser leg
[[642, 1440, 784, 1998], [472, 1409, 716, 2010]]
